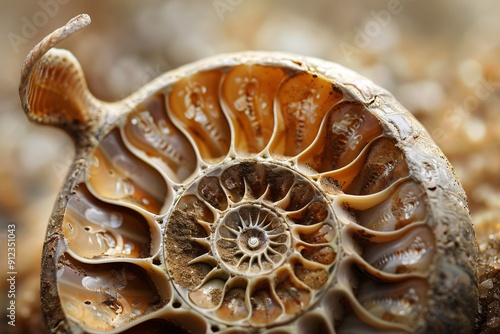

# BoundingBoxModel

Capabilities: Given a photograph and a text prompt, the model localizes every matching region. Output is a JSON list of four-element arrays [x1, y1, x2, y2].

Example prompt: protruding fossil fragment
[[20, 14, 478, 334]]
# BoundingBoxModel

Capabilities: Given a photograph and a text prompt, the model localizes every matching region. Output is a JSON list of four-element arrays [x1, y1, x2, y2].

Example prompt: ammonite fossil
[[19, 15, 478, 333]]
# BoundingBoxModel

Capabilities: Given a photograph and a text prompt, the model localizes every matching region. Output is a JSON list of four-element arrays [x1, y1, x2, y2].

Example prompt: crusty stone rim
[[19, 14, 478, 334]]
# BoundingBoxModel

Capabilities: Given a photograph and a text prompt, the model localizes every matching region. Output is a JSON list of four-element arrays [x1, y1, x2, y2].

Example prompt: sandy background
[[1, 0, 499, 332]]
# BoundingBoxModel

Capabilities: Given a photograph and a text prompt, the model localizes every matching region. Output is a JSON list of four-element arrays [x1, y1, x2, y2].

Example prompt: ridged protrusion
[[19, 14, 103, 132]]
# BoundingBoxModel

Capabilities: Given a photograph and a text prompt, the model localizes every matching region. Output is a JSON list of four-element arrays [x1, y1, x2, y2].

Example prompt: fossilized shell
[[19, 14, 478, 334]]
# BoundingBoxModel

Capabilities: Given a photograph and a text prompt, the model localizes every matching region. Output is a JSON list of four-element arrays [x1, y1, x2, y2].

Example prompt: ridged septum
[[21, 18, 477, 334]]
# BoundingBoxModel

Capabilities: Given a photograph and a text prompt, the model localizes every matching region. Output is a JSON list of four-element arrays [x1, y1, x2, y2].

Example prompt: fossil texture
[[19, 15, 478, 333]]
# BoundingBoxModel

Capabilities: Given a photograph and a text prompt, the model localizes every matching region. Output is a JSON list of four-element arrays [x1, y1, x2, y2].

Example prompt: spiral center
[[214, 204, 290, 276], [247, 235, 260, 249], [164, 159, 339, 327]]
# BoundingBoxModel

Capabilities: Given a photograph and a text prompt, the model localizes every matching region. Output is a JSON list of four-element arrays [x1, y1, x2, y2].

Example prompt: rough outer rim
[[20, 17, 477, 333]]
